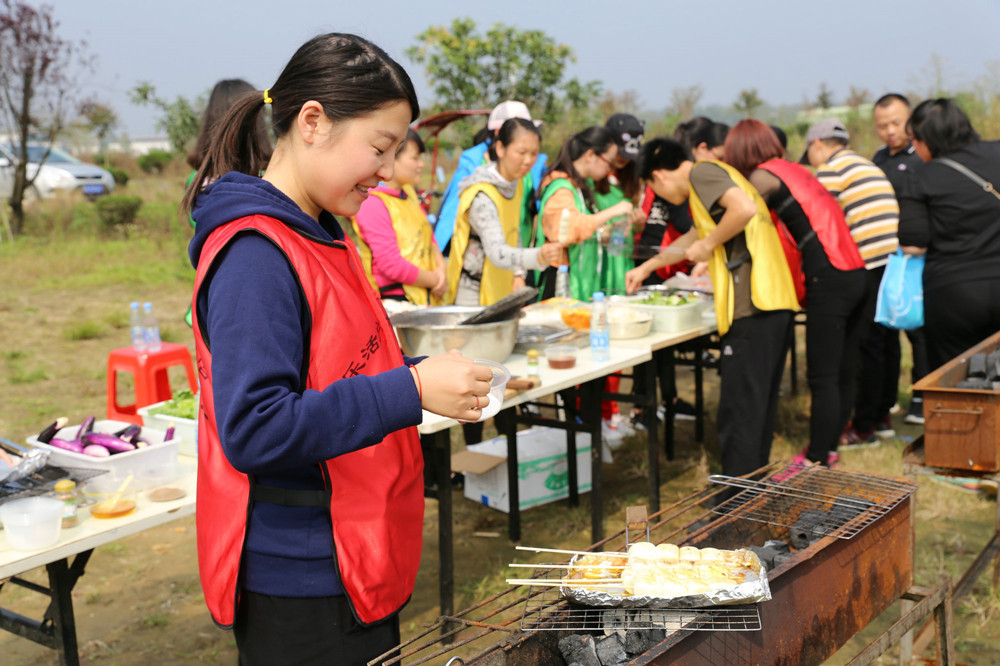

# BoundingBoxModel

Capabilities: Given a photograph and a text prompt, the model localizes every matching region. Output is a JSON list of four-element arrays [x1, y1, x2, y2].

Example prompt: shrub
[[138, 149, 175, 174], [108, 167, 130, 186], [94, 195, 144, 237]]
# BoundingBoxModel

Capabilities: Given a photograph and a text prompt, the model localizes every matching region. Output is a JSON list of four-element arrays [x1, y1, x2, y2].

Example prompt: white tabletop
[[418, 344, 653, 435], [0, 456, 197, 579]]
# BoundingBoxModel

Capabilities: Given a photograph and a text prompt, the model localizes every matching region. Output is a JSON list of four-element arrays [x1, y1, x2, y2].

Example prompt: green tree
[[129, 82, 202, 153], [733, 88, 764, 119], [670, 85, 704, 121], [78, 98, 117, 162], [816, 82, 835, 110], [406, 18, 602, 129], [0, 0, 94, 234]]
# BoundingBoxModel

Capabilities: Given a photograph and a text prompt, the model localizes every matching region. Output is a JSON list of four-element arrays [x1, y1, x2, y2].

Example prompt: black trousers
[[234, 591, 401, 666], [925, 276, 1000, 370], [803, 268, 868, 462], [717, 310, 793, 478], [852, 267, 930, 431]]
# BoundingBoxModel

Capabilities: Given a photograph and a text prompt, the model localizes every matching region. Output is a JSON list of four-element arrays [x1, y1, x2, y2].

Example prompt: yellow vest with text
[[369, 185, 437, 305], [444, 179, 523, 306], [688, 160, 798, 335]]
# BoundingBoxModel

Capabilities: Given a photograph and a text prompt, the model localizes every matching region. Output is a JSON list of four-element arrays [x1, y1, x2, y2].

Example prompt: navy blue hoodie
[[189, 172, 423, 598]]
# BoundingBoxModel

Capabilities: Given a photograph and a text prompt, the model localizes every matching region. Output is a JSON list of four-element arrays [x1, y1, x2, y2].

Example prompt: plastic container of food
[[471, 358, 511, 421], [545, 345, 579, 369], [0, 497, 64, 550], [82, 474, 139, 519], [607, 307, 653, 339]]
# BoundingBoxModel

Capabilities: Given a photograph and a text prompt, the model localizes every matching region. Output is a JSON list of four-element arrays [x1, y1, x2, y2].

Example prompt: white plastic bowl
[[1, 496, 64, 550]]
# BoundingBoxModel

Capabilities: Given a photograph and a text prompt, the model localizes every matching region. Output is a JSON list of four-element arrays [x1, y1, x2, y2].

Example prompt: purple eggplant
[[78, 415, 96, 438], [37, 417, 69, 444], [115, 424, 142, 444], [82, 432, 135, 453], [48, 438, 85, 455], [83, 444, 111, 458], [163, 426, 175, 442]]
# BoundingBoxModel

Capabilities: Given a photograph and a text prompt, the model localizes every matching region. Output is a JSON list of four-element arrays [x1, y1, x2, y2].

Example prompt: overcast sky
[[48, 0, 1000, 136]]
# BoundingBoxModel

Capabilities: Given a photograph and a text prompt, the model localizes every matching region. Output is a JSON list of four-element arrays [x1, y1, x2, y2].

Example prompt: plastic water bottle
[[590, 291, 610, 363], [129, 301, 147, 351], [555, 264, 571, 299], [608, 218, 627, 257], [142, 302, 161, 352]]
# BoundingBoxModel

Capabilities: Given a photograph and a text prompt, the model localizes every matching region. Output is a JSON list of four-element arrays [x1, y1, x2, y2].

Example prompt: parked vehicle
[[0, 143, 116, 201]]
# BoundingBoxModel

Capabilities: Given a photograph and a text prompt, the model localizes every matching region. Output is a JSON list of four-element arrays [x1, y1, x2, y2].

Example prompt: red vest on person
[[191, 215, 424, 628], [758, 159, 865, 305]]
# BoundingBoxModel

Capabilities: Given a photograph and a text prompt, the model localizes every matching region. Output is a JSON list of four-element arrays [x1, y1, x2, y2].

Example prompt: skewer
[[506, 578, 623, 586], [508, 563, 618, 569], [515, 546, 624, 557]]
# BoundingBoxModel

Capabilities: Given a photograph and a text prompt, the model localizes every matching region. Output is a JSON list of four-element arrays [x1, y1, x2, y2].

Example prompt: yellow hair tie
[[263, 89, 273, 105]]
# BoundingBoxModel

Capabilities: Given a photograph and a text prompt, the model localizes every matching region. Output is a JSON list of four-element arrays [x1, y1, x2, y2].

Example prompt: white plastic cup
[[1, 497, 64, 550], [471, 358, 511, 422]]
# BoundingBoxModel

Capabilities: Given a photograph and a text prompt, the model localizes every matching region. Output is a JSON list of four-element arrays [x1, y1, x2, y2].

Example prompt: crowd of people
[[181, 31, 1000, 665]]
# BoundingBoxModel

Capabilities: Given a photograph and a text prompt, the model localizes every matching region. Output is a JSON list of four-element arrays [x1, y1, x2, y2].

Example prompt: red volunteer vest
[[191, 215, 424, 628], [758, 159, 865, 273]]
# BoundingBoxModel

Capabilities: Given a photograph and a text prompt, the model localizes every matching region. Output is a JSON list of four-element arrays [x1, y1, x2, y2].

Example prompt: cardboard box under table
[[451, 426, 591, 513], [914, 330, 1000, 472]]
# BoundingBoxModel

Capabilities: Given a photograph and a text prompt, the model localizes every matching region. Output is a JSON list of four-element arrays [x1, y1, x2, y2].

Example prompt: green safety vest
[[592, 180, 635, 296], [538, 178, 600, 301]]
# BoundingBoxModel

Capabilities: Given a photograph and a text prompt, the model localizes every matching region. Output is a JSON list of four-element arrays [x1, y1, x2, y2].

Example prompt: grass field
[[0, 178, 997, 664]]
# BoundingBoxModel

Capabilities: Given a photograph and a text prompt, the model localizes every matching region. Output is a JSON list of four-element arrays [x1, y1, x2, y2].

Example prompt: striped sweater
[[815, 148, 899, 269]]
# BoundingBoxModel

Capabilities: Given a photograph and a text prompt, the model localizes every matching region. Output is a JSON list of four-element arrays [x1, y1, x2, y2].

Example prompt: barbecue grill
[[375, 463, 927, 666]]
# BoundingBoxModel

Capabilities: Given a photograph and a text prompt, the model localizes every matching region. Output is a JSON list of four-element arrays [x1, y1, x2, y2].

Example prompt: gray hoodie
[[454, 163, 543, 306]]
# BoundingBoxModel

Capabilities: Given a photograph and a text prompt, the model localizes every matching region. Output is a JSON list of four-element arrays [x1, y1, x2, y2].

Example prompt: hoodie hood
[[189, 172, 344, 268], [458, 162, 519, 200]]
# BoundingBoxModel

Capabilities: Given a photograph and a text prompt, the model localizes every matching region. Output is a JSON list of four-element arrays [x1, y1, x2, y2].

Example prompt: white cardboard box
[[451, 426, 591, 513]]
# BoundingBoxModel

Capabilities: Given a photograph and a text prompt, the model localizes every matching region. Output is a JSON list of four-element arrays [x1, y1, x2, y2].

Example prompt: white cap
[[487, 100, 543, 131]]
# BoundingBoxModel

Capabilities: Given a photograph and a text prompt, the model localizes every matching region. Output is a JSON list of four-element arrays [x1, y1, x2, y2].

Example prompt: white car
[[0, 143, 116, 201]]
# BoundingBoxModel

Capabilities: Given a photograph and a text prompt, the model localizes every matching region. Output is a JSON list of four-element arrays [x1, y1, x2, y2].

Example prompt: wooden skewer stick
[[515, 546, 624, 557], [506, 578, 623, 586], [507, 563, 624, 569]]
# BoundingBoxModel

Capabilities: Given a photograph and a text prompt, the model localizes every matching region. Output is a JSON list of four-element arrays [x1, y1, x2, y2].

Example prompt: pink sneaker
[[773, 451, 809, 483], [827, 451, 841, 469]]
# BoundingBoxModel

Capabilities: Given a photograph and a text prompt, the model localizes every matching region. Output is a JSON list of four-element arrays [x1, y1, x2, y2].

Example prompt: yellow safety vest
[[444, 180, 523, 306], [687, 160, 798, 336], [367, 185, 437, 305], [343, 219, 378, 294]]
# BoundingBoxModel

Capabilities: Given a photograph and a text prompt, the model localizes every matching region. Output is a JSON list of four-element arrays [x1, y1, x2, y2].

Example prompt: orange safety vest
[[191, 215, 423, 628]]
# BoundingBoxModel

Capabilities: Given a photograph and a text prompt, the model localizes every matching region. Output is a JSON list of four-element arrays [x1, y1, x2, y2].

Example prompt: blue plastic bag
[[874, 249, 924, 330]]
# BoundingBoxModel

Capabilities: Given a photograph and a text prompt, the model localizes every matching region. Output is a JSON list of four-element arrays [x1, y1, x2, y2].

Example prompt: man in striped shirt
[[803, 119, 901, 446]]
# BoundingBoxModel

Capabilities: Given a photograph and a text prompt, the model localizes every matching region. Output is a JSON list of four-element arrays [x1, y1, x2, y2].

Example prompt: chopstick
[[506, 578, 623, 586], [515, 546, 624, 557]]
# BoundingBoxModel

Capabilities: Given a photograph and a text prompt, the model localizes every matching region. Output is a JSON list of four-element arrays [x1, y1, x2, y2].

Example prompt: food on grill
[[558, 543, 757, 600]]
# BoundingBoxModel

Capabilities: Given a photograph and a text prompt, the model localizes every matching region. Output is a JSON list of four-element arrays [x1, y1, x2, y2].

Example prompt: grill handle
[[927, 406, 984, 416]]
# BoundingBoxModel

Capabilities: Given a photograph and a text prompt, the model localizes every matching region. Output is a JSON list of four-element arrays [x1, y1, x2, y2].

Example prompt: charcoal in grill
[[956, 378, 992, 389], [790, 510, 831, 549], [967, 352, 988, 378], [558, 634, 600, 666], [747, 545, 775, 570]]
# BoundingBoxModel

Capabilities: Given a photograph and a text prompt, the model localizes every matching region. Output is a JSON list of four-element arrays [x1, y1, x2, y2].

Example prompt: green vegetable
[[147, 389, 198, 420], [638, 292, 698, 306]]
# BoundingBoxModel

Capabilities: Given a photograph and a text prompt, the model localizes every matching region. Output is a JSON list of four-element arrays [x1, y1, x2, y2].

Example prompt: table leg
[[560, 389, 580, 508], [693, 337, 706, 443], [656, 349, 676, 461], [495, 409, 523, 542], [420, 432, 453, 635], [0, 550, 92, 666], [637, 360, 660, 515], [580, 379, 604, 541]]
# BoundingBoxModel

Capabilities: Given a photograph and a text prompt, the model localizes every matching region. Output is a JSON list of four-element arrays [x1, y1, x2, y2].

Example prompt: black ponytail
[[546, 126, 616, 211]]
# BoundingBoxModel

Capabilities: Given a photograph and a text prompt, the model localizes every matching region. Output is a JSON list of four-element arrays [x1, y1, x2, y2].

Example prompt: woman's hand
[[430, 267, 447, 300], [690, 261, 709, 278], [412, 351, 493, 420], [512, 275, 526, 291], [610, 201, 634, 218], [538, 242, 563, 267], [625, 264, 652, 294]]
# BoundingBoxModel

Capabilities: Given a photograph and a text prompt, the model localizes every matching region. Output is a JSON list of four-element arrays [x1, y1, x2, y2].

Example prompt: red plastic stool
[[106, 343, 198, 424]]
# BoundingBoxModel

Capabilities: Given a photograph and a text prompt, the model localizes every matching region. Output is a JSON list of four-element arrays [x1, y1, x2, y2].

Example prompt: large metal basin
[[390, 306, 518, 363]]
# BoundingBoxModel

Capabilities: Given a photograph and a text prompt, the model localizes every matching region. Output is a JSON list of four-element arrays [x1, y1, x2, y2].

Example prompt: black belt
[[253, 484, 328, 508]]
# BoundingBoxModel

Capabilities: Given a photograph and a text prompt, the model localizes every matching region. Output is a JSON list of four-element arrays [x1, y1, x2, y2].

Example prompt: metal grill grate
[[0, 466, 107, 506], [519, 569, 761, 632], [709, 467, 918, 540]]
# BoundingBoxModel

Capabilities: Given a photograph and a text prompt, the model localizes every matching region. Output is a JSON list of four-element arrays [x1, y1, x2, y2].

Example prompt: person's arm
[[540, 187, 633, 243], [468, 192, 550, 270], [202, 235, 424, 474], [357, 196, 440, 290], [625, 227, 699, 293], [684, 186, 756, 263]]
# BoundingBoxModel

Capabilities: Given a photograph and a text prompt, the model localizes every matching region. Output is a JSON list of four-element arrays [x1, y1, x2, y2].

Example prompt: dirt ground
[[1, 243, 998, 665]]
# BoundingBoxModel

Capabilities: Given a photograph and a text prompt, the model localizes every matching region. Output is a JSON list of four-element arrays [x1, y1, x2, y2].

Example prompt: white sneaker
[[602, 418, 626, 451]]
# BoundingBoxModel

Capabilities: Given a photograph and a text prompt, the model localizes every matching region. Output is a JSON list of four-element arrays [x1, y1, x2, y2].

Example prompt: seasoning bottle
[[54, 479, 79, 528], [526, 349, 540, 377]]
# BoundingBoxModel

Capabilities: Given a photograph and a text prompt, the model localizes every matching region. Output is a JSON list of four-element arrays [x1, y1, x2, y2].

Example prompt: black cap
[[606, 113, 645, 161]]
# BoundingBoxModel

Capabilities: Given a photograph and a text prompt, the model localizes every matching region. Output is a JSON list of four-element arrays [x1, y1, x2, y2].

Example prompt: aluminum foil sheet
[[560, 549, 771, 609]]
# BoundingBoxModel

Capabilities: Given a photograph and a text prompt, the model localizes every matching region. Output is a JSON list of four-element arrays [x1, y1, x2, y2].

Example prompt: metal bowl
[[390, 306, 518, 363]]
